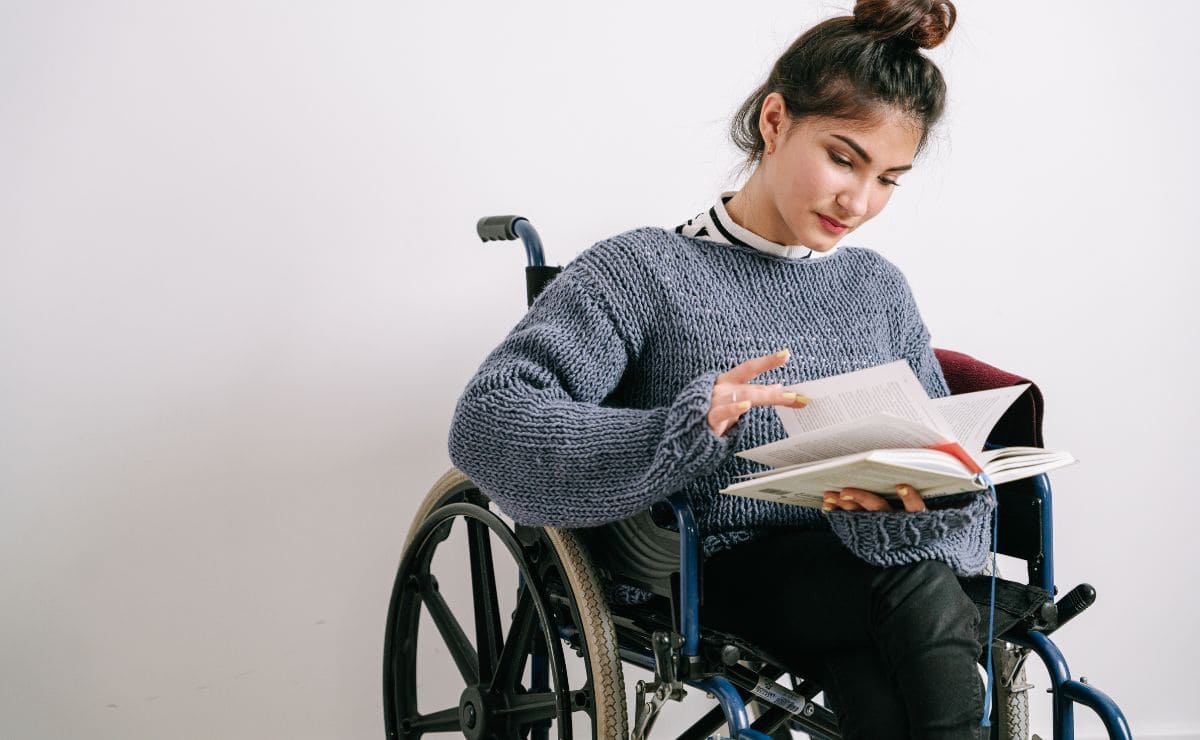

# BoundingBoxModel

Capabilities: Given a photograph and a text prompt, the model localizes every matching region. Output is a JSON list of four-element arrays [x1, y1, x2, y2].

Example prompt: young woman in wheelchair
[[449, 1, 989, 737]]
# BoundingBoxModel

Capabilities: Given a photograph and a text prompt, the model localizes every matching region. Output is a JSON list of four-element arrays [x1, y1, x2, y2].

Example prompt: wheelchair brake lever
[[632, 631, 689, 739], [650, 631, 685, 693]]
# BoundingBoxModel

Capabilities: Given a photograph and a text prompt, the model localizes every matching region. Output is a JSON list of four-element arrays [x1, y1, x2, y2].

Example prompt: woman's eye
[[879, 176, 900, 187], [829, 151, 852, 168]]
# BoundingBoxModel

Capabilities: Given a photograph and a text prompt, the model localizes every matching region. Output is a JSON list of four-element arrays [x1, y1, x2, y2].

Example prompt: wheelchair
[[383, 216, 1132, 740]]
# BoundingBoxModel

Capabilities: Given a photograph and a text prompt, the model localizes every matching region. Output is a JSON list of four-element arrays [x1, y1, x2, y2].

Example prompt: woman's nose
[[835, 181, 870, 218]]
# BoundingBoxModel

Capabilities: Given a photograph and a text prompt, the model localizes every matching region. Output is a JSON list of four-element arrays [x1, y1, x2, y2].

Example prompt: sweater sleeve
[[447, 260, 738, 528], [888, 261, 950, 399], [826, 491, 995, 576]]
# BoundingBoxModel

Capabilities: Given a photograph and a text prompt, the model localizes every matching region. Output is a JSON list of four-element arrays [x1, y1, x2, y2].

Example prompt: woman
[[449, 0, 990, 737]]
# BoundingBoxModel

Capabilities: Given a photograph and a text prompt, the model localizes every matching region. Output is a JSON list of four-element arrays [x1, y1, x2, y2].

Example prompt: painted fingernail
[[897, 486, 911, 496], [737, 401, 751, 411], [776, 348, 790, 359], [794, 394, 811, 405], [822, 504, 834, 512], [782, 392, 797, 403], [840, 495, 854, 501]]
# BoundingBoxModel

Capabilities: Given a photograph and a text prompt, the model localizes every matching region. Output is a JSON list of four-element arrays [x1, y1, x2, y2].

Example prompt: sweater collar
[[675, 191, 836, 260]]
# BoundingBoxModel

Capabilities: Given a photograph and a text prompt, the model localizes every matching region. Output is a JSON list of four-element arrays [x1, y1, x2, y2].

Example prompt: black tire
[[384, 470, 628, 739]]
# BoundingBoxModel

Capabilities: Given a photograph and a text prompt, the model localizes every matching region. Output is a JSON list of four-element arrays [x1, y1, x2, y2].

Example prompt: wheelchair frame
[[384, 216, 1132, 739]]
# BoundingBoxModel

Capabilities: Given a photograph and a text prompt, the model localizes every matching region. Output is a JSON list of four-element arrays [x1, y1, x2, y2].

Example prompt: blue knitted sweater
[[449, 227, 993, 577]]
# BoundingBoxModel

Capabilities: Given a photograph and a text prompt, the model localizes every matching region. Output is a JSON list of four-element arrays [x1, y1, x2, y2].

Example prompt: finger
[[822, 492, 862, 512], [821, 491, 838, 513], [719, 348, 791, 385], [895, 484, 927, 513], [716, 383, 781, 406], [775, 388, 811, 409], [837, 488, 892, 512], [720, 383, 810, 410]]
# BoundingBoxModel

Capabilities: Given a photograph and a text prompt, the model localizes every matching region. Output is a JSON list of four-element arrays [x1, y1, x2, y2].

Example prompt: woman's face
[[756, 98, 923, 251]]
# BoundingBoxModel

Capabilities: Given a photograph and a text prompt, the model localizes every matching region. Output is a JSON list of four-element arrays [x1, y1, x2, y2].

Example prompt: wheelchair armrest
[[993, 472, 1056, 595]]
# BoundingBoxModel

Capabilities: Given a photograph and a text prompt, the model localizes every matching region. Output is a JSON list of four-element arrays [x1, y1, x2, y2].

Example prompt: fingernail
[[823, 496, 835, 505], [794, 394, 811, 405], [776, 348, 790, 359], [822, 504, 833, 512], [897, 486, 911, 496], [737, 401, 751, 410], [782, 392, 797, 403], [840, 495, 854, 501]]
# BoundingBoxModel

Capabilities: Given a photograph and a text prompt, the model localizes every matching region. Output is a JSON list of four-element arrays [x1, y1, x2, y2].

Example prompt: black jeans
[[701, 530, 985, 740]]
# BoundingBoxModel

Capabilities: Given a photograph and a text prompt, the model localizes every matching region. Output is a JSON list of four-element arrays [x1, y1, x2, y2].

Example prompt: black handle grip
[[1054, 583, 1096, 630], [476, 215, 526, 242]]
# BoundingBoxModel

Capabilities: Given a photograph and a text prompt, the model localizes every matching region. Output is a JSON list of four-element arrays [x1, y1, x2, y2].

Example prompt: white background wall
[[3, 1, 1198, 738]]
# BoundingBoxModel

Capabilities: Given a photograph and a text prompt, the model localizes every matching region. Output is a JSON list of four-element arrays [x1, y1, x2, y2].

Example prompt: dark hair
[[731, 0, 957, 163]]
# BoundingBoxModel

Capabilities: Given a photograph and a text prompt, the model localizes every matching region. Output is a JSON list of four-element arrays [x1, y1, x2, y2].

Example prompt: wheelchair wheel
[[991, 641, 1030, 740], [383, 469, 629, 739]]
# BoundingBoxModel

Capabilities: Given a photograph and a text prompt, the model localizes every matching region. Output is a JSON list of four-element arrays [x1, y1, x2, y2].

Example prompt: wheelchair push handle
[[476, 215, 524, 242], [476, 214, 546, 268], [476, 214, 559, 306]]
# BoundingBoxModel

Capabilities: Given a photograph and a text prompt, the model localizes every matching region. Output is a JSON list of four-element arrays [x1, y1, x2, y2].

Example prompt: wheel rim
[[384, 489, 599, 739]]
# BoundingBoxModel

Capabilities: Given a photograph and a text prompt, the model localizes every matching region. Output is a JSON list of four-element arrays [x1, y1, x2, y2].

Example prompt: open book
[[719, 360, 1076, 509]]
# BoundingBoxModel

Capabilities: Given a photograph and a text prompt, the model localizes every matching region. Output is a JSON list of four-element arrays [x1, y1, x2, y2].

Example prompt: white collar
[[674, 191, 836, 260]]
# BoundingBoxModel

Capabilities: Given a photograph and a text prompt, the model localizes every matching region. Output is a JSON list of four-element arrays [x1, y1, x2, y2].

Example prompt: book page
[[928, 384, 1029, 453], [977, 446, 1078, 482], [738, 413, 948, 467], [775, 360, 953, 439]]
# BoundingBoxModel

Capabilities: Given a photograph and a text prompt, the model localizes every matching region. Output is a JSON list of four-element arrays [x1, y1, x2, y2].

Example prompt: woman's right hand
[[708, 348, 810, 436]]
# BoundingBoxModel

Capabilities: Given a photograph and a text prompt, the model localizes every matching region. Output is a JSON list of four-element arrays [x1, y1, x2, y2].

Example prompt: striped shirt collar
[[674, 191, 835, 260]]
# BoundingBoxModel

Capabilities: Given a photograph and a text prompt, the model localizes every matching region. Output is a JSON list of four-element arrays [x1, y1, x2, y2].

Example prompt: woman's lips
[[818, 214, 848, 235]]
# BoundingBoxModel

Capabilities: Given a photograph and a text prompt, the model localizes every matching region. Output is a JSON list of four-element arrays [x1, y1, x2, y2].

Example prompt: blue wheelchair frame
[[480, 215, 1131, 740]]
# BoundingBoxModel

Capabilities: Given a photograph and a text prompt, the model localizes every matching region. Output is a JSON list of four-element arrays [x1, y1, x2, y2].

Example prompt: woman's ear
[[758, 92, 788, 149]]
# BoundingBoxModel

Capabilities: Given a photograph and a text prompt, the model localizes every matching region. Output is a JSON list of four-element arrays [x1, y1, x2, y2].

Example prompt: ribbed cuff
[[826, 490, 996, 576], [659, 369, 740, 478]]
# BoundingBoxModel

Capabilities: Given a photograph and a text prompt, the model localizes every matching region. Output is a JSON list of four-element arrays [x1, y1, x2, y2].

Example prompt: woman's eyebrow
[[831, 134, 913, 172]]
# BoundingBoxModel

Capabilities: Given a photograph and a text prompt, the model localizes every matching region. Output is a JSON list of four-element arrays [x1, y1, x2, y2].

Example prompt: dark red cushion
[[934, 348, 1043, 449]]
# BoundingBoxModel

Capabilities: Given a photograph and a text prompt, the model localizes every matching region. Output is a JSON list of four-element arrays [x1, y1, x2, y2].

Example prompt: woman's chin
[[802, 233, 841, 252]]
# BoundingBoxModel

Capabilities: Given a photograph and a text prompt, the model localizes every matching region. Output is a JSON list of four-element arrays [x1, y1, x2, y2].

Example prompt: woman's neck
[[724, 174, 794, 246]]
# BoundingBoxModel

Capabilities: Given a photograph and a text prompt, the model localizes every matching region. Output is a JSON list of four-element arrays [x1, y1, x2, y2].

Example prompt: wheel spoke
[[418, 577, 479, 685], [406, 705, 460, 734], [492, 586, 538, 691], [499, 691, 561, 725], [467, 518, 504, 683]]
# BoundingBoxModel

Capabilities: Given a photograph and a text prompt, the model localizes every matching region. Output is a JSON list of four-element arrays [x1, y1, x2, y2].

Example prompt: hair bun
[[852, 0, 956, 50]]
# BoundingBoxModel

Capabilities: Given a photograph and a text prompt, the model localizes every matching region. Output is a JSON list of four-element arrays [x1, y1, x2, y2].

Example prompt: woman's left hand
[[822, 484, 926, 513]]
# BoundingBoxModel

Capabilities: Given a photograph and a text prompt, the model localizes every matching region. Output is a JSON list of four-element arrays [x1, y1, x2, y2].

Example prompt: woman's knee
[[870, 559, 979, 638]]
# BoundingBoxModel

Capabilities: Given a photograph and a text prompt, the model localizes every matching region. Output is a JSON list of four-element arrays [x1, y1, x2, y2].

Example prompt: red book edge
[[926, 441, 984, 475]]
